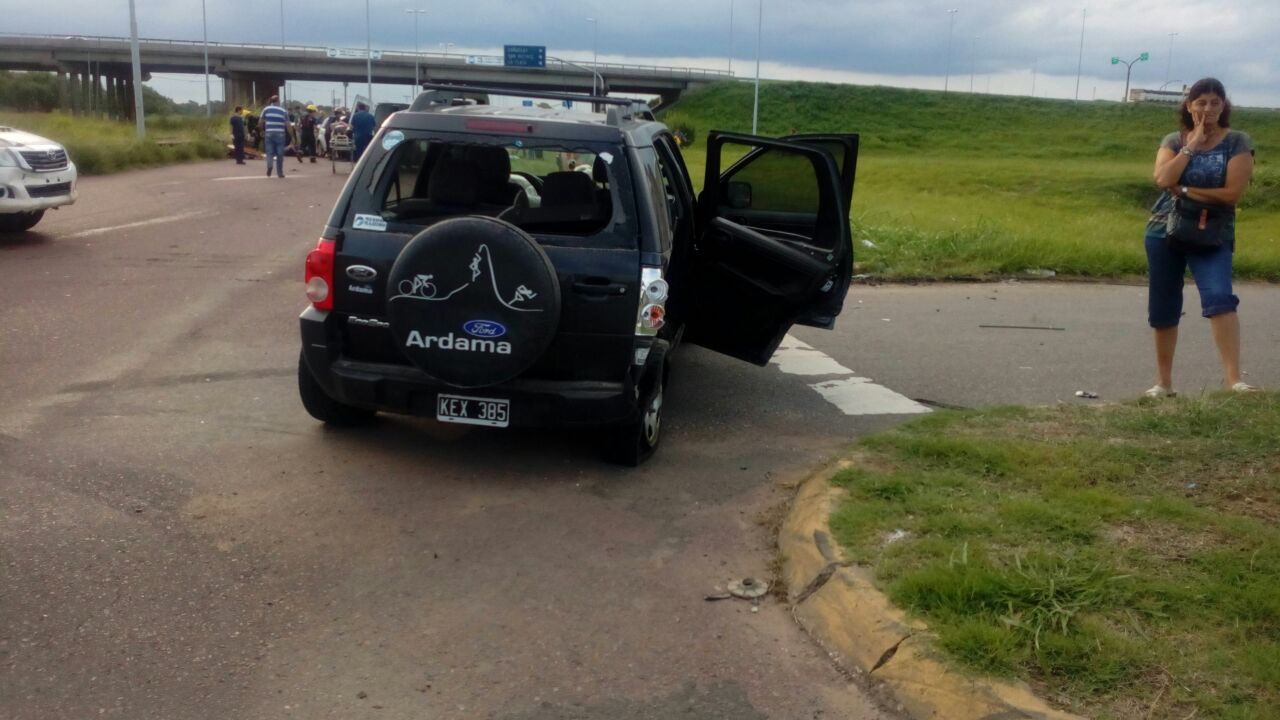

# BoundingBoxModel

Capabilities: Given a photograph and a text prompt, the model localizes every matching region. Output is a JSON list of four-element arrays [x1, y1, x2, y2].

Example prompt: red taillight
[[304, 238, 336, 311]]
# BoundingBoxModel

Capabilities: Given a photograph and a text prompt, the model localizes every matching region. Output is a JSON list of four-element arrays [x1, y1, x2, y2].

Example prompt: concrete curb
[[780, 458, 1085, 720]]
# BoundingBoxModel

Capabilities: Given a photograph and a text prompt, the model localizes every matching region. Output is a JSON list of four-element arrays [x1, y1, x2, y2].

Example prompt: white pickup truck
[[0, 126, 78, 232]]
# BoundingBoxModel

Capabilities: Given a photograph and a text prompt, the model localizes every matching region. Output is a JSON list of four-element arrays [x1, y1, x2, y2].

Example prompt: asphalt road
[[1, 160, 906, 720], [4, 160, 1276, 720]]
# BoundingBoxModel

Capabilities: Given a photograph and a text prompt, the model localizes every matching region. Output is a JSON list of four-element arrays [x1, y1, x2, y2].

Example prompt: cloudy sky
[[6, 0, 1279, 107]]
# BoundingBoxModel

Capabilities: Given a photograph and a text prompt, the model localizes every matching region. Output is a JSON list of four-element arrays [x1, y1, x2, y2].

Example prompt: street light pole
[[969, 35, 979, 93], [752, 0, 762, 133], [1074, 7, 1086, 101], [728, 0, 734, 74], [1165, 32, 1178, 85], [1111, 52, 1149, 102], [405, 8, 427, 89], [365, 0, 372, 105], [279, 0, 285, 49], [586, 17, 598, 95], [943, 8, 957, 93], [128, 0, 145, 137], [201, 0, 210, 116]]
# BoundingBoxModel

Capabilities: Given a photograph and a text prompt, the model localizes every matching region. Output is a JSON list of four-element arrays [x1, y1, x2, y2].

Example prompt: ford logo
[[463, 320, 507, 338], [346, 264, 378, 282]]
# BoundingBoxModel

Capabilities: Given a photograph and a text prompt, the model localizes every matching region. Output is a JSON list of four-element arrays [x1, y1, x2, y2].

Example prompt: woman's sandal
[[1144, 384, 1176, 398], [1231, 382, 1261, 393]]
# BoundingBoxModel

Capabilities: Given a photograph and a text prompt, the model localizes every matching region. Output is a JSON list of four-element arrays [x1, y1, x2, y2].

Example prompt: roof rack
[[414, 82, 656, 126]]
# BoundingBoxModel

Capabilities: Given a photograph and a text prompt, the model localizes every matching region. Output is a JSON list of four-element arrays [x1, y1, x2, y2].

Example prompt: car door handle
[[572, 281, 628, 296]]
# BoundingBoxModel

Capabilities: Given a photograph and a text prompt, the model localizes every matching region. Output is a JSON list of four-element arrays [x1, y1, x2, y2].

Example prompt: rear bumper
[[301, 307, 656, 428]]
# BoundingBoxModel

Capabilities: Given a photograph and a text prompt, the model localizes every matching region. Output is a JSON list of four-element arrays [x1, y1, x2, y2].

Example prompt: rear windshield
[[362, 132, 635, 248]]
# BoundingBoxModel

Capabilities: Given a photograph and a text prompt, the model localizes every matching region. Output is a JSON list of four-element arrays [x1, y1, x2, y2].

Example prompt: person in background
[[300, 104, 319, 163], [1144, 77, 1256, 396], [229, 105, 246, 165], [260, 95, 289, 178], [349, 102, 376, 160]]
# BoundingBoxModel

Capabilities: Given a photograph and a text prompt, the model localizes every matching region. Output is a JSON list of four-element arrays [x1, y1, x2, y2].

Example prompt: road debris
[[1074, 390, 1099, 399], [707, 577, 770, 612]]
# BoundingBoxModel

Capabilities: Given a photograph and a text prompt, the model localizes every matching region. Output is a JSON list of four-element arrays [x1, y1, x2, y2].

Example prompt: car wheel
[[297, 351, 377, 426], [0, 210, 44, 233], [607, 363, 665, 467]]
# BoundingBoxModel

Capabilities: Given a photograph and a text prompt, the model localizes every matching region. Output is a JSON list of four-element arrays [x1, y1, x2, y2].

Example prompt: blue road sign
[[562, 99, 573, 108], [504, 45, 547, 68], [521, 99, 534, 107]]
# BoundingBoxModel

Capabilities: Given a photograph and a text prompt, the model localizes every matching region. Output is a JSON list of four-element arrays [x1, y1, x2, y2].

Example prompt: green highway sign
[[1140, 52, 1149, 61], [1111, 56, 1119, 64]]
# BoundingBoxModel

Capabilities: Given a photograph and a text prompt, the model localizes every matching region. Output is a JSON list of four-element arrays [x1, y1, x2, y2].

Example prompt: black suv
[[298, 84, 858, 464]]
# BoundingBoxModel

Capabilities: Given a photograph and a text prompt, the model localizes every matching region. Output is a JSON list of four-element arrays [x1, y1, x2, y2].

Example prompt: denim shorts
[[1145, 225, 1239, 328]]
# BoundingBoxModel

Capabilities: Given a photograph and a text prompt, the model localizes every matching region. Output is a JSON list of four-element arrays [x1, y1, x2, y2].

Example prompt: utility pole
[[1165, 32, 1178, 85], [728, 0, 734, 74], [202, 0, 210, 116], [752, 0, 762, 133], [1074, 7, 1086, 101], [586, 17, 599, 95], [969, 35, 979, 93], [365, 0, 373, 105], [943, 8, 957, 93], [279, 0, 285, 48], [128, 0, 145, 137], [405, 8, 427, 89], [1031, 56, 1037, 97]]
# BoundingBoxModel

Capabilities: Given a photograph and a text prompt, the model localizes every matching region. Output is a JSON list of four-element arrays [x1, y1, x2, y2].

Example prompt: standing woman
[[1145, 77, 1256, 396]]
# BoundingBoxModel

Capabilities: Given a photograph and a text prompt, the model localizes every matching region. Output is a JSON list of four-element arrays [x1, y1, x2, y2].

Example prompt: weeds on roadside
[[830, 393, 1280, 719]]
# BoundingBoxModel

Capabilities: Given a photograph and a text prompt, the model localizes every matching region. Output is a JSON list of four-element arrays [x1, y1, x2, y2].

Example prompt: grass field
[[829, 394, 1280, 719], [662, 82, 1280, 280], [0, 112, 225, 175]]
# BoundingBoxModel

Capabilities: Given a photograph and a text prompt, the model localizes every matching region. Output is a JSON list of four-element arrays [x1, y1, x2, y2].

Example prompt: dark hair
[[356, 102, 368, 111], [1179, 77, 1231, 131], [233, 105, 243, 113], [268, 95, 280, 104]]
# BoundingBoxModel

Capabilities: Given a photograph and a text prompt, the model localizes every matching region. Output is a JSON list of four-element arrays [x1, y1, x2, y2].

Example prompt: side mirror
[[726, 181, 752, 209]]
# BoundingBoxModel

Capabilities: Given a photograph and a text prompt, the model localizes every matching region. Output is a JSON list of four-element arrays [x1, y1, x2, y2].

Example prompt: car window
[[653, 137, 689, 238], [634, 146, 673, 250], [721, 143, 820, 215], [373, 136, 626, 243]]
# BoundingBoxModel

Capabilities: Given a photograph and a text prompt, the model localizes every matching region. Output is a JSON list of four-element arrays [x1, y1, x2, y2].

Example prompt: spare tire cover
[[386, 216, 561, 388]]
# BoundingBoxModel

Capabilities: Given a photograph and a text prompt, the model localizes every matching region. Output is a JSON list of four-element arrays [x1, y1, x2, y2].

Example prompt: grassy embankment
[[661, 81, 1280, 280], [829, 394, 1280, 719], [0, 112, 225, 175]]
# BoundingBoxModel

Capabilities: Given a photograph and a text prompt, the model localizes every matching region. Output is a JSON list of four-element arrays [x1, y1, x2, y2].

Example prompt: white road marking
[[211, 175, 319, 182], [772, 335, 930, 416], [810, 377, 932, 416], [66, 211, 211, 239]]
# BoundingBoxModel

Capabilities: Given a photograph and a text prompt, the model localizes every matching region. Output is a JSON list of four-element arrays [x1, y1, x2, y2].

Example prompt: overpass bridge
[[0, 33, 731, 118]]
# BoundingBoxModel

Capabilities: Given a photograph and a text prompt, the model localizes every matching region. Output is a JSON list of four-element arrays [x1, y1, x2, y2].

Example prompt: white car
[[0, 126, 78, 233]]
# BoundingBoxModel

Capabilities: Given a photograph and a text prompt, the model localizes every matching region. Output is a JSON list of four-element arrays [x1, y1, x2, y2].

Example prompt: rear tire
[[298, 352, 377, 426], [606, 363, 665, 467], [0, 210, 45, 233]]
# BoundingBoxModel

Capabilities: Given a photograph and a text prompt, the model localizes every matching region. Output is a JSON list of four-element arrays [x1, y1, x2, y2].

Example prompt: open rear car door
[[684, 131, 855, 366]]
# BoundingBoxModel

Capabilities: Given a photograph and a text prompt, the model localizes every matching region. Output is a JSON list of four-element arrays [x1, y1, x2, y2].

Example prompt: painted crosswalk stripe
[[771, 335, 930, 416]]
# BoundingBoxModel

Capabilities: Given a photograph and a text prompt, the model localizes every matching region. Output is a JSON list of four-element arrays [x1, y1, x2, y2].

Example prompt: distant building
[[1129, 87, 1187, 104]]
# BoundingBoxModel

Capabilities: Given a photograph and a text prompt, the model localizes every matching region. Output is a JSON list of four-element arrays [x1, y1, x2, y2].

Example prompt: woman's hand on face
[[1186, 110, 1208, 149]]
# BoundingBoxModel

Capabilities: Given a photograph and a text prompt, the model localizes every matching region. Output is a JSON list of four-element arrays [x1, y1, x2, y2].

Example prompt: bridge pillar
[[121, 75, 135, 123], [105, 74, 119, 120], [55, 69, 68, 112], [224, 73, 282, 110]]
